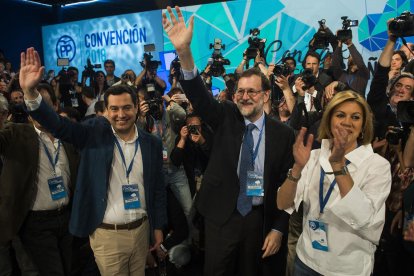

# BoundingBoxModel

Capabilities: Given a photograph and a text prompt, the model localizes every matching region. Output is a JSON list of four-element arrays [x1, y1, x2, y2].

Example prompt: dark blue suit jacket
[[30, 100, 167, 237]]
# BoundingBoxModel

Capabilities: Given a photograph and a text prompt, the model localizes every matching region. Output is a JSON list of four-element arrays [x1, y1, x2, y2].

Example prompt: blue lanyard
[[41, 139, 61, 176], [114, 137, 139, 183], [319, 160, 350, 214], [248, 116, 265, 166]]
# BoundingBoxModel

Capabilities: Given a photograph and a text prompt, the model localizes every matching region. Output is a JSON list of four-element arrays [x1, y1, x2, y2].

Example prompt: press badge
[[71, 97, 79, 107], [162, 147, 168, 161], [48, 176, 67, 201], [122, 184, 141, 209], [309, 220, 329, 252], [246, 171, 264, 196]]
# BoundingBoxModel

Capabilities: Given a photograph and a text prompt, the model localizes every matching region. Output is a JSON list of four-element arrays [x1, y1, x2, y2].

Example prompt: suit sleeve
[[153, 137, 168, 229], [272, 128, 296, 235], [29, 100, 90, 149]]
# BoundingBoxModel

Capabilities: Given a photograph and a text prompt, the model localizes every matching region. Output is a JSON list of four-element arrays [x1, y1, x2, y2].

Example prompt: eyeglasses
[[235, 88, 263, 97]]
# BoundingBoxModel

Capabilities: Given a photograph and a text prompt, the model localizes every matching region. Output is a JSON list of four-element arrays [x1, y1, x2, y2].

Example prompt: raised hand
[[20, 47, 44, 96], [293, 127, 314, 168], [162, 6, 194, 53]]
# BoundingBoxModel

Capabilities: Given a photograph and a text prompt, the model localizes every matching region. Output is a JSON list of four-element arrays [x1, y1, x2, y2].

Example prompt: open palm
[[19, 47, 44, 92], [162, 6, 194, 53]]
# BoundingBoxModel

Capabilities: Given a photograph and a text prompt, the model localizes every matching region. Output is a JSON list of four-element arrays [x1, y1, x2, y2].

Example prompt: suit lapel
[[138, 129, 151, 196], [263, 115, 276, 192]]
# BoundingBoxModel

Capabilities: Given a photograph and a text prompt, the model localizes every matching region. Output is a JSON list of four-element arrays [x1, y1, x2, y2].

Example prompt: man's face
[[104, 63, 115, 76], [305, 56, 319, 76], [235, 75, 270, 122], [285, 59, 296, 71], [186, 116, 202, 135], [10, 91, 24, 104], [390, 77, 414, 107], [106, 93, 138, 136], [0, 81, 6, 92], [391, 54, 403, 71]]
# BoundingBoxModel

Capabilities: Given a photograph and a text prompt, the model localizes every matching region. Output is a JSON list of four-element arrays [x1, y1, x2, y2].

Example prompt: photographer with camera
[[114, 69, 137, 87], [136, 53, 166, 95], [92, 70, 109, 101], [7, 89, 29, 124], [329, 31, 369, 97], [292, 52, 333, 112]]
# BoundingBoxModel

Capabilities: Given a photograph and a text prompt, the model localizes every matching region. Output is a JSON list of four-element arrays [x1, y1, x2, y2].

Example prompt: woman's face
[[96, 73, 105, 83], [391, 53, 403, 70], [330, 101, 364, 145]]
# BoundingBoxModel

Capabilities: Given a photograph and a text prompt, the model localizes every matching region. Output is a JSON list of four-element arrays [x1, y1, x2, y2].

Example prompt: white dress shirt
[[102, 126, 147, 224], [32, 126, 70, 211], [286, 139, 391, 276]]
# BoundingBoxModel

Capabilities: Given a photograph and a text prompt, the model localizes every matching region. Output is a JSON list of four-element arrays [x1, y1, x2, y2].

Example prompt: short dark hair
[[37, 83, 57, 105], [393, 50, 408, 67], [237, 67, 271, 91], [82, 86, 95, 99], [104, 59, 115, 68], [94, 101, 105, 113], [67, 66, 79, 73], [283, 56, 296, 67], [104, 84, 137, 107], [168, 87, 184, 97], [303, 51, 321, 66], [60, 107, 81, 122]]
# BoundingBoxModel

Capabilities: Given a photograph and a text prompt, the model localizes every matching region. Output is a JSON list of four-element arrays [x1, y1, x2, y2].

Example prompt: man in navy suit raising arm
[[19, 47, 167, 276]]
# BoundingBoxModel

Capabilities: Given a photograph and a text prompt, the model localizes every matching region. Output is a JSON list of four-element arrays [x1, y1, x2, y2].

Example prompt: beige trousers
[[89, 220, 149, 276]]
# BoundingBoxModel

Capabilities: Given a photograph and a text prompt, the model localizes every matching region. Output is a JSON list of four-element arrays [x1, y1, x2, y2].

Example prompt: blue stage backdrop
[[42, 9, 163, 81], [42, 0, 413, 93]]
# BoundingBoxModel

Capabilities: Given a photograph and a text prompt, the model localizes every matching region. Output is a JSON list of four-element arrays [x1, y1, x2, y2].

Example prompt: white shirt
[[292, 85, 318, 112], [102, 126, 147, 224], [32, 126, 70, 211], [286, 139, 391, 276]]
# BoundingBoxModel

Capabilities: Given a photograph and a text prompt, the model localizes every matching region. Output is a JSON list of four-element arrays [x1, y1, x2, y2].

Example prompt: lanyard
[[41, 139, 61, 176], [250, 116, 265, 165], [319, 160, 350, 214], [114, 137, 139, 183]]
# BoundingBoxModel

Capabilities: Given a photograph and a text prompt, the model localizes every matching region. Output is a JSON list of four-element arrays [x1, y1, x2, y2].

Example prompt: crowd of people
[[0, 5, 414, 276]]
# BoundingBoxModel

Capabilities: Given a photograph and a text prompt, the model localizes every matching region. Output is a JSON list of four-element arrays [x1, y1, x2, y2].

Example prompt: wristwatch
[[287, 168, 301, 182], [333, 166, 349, 176]]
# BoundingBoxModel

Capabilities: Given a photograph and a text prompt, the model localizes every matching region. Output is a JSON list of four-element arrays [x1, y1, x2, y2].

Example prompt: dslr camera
[[389, 11, 414, 37], [187, 124, 200, 135], [207, 38, 231, 77], [82, 58, 101, 79], [140, 44, 162, 73], [170, 55, 182, 79], [386, 101, 414, 145], [337, 16, 358, 42], [273, 63, 292, 77], [245, 28, 267, 61], [300, 69, 318, 90]]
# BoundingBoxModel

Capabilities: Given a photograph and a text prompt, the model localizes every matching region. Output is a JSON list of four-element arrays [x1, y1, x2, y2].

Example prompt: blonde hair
[[318, 90, 373, 145]]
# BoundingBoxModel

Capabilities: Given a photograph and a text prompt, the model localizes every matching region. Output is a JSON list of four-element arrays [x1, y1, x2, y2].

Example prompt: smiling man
[[163, 6, 295, 276], [19, 47, 166, 276]]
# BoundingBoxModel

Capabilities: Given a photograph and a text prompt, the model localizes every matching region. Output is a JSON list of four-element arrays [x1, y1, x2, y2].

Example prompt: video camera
[[337, 16, 358, 42], [312, 19, 331, 49], [82, 58, 101, 79], [145, 83, 163, 120], [140, 44, 162, 73], [207, 38, 231, 77], [389, 11, 414, 37], [245, 28, 267, 61]]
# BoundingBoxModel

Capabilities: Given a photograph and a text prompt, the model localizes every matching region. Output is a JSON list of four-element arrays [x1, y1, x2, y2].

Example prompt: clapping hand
[[293, 127, 314, 169], [329, 124, 348, 164]]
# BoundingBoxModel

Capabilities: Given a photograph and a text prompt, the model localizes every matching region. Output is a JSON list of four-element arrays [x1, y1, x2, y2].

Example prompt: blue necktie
[[237, 123, 255, 216]]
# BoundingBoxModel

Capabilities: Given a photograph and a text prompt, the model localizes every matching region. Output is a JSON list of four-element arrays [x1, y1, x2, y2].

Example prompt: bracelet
[[287, 168, 301, 182]]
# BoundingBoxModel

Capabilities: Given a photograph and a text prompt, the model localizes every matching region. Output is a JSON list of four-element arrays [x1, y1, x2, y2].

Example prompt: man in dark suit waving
[[163, 6, 295, 276], [19, 48, 166, 276]]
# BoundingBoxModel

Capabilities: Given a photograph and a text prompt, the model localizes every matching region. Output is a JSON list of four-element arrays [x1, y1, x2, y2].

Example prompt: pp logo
[[56, 35, 76, 62], [309, 221, 317, 230]]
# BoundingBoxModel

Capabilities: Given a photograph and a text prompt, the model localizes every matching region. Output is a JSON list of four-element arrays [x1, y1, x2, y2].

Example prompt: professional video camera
[[300, 69, 318, 90], [140, 44, 162, 73], [245, 28, 267, 61], [207, 38, 230, 77], [337, 16, 358, 42], [389, 11, 414, 37], [273, 63, 292, 77], [312, 19, 331, 49], [82, 58, 101, 79]]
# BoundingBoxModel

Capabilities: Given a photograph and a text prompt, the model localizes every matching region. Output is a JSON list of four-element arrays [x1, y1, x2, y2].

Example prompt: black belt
[[29, 205, 69, 217], [99, 216, 147, 230]]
